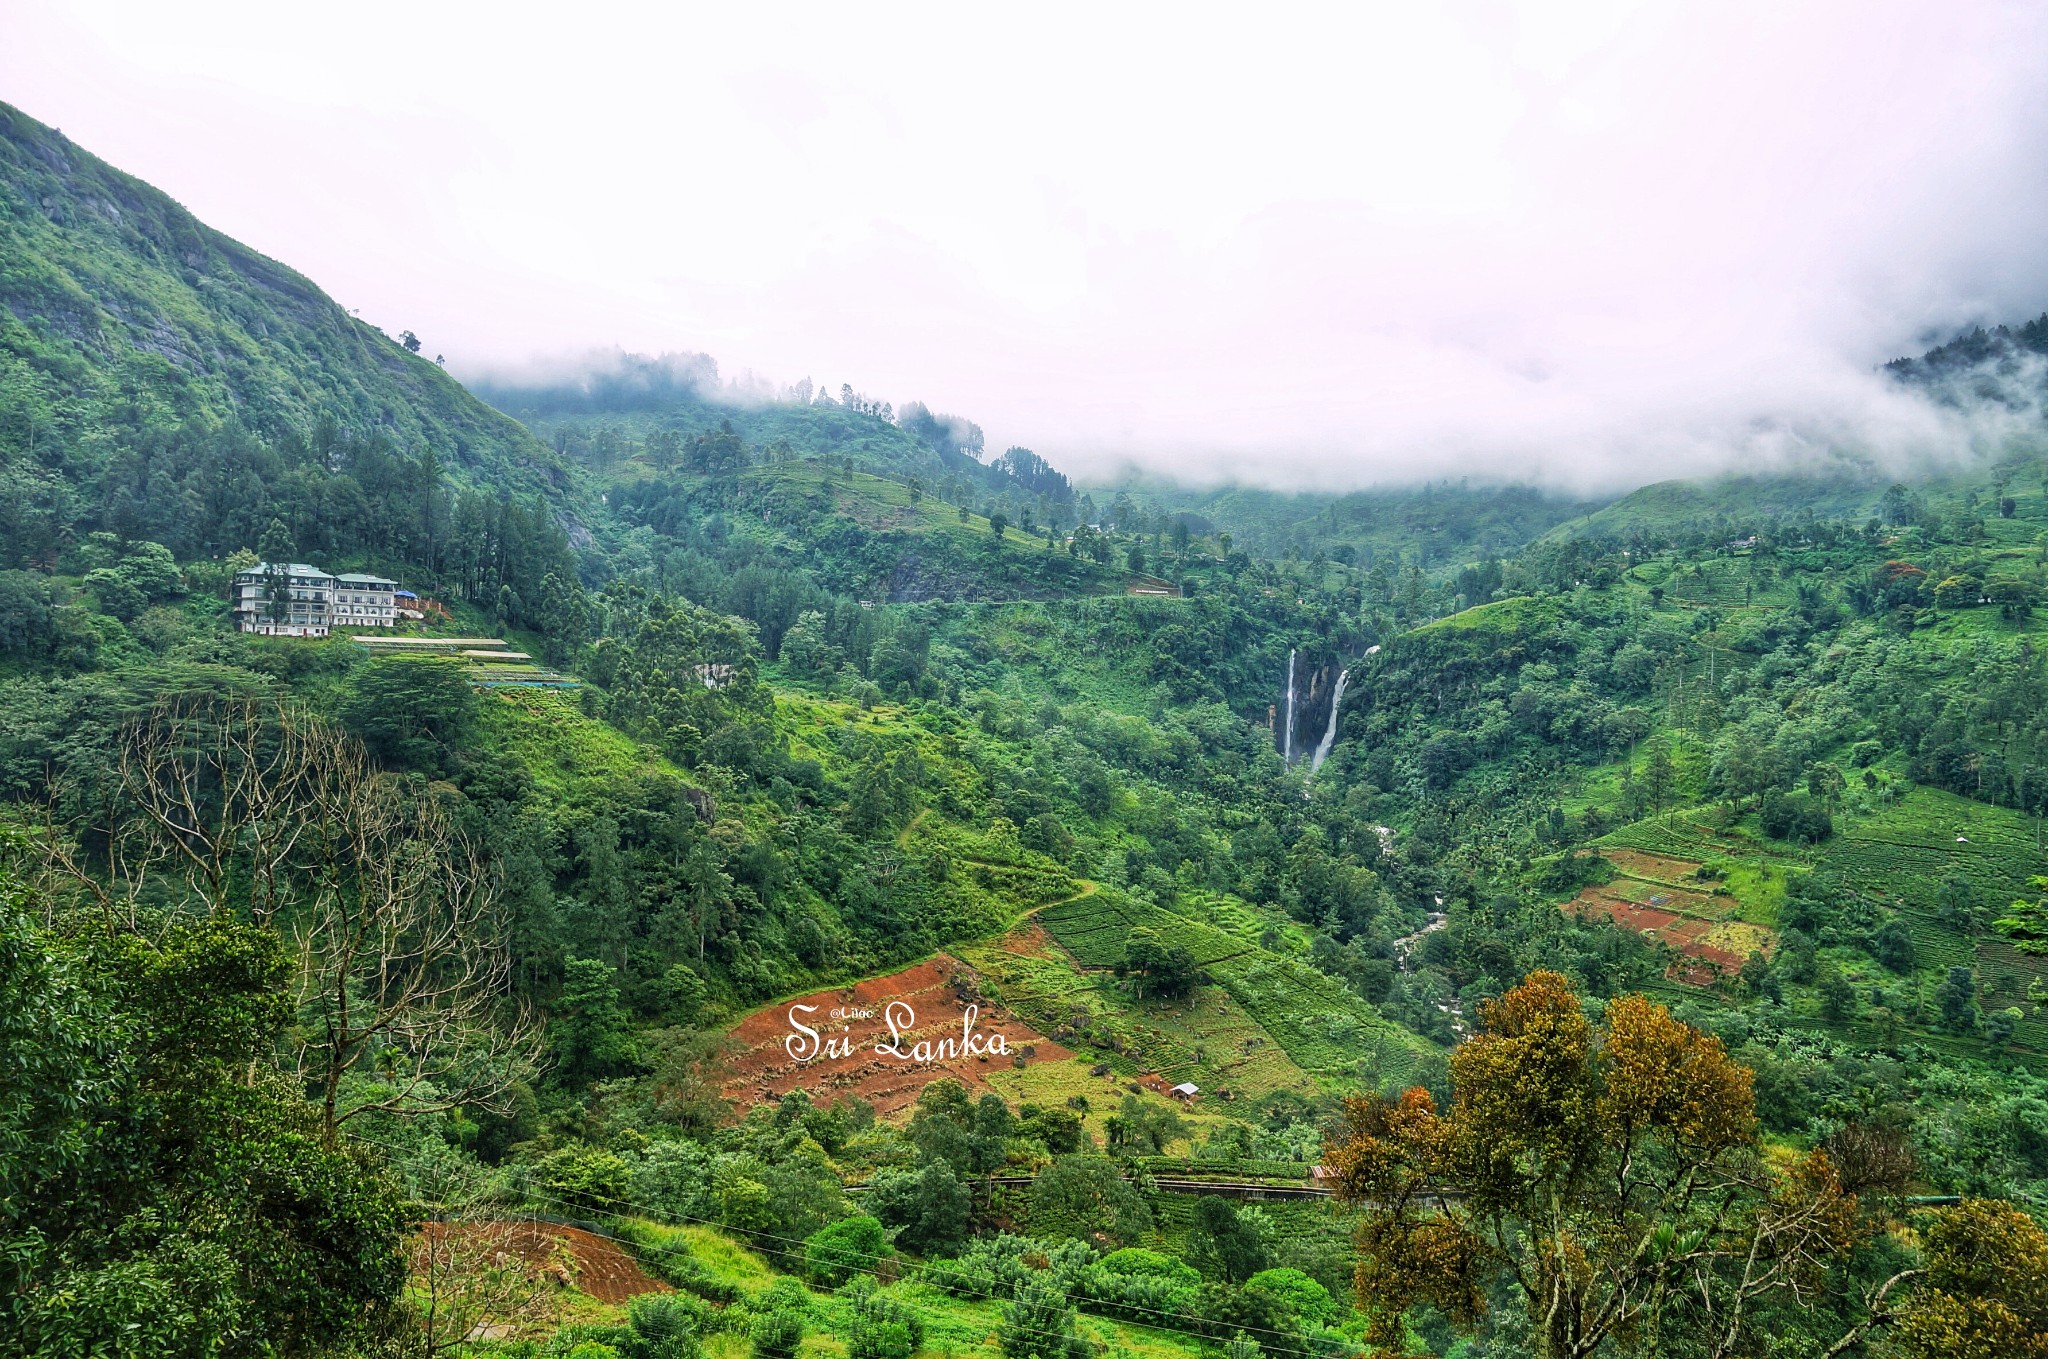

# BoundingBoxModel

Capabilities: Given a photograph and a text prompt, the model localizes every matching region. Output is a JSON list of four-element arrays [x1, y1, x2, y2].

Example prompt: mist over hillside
[[463, 317, 2048, 566]]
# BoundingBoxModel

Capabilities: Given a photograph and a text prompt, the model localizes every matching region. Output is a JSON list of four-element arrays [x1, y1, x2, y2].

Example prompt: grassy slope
[[1025, 887, 1439, 1093], [608, 1221, 1223, 1359], [1542, 458, 2048, 545], [733, 458, 1148, 595], [1347, 456, 2048, 1064]]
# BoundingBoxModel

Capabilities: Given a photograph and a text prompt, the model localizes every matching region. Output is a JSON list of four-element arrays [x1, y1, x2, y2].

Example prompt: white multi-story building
[[331, 572, 400, 628], [230, 563, 399, 636]]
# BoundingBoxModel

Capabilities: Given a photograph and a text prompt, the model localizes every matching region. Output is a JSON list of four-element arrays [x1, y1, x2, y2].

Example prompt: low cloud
[[12, 2, 2048, 492]]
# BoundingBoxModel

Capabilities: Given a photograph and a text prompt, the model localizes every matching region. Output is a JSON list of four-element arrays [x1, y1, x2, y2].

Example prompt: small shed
[[1169, 1082, 1200, 1102]]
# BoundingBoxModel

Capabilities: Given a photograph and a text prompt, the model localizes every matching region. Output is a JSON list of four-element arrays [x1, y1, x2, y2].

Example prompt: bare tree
[[407, 1218, 558, 1356], [38, 695, 538, 1137], [37, 694, 326, 930], [289, 736, 538, 1134]]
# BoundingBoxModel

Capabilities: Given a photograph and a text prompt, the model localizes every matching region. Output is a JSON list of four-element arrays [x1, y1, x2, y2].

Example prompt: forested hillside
[[0, 102, 583, 636], [4, 104, 2047, 1359]]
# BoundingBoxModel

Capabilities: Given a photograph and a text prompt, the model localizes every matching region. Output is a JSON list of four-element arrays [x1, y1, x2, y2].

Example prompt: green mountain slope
[[1535, 471, 1894, 542], [10, 99, 2048, 1359], [1112, 476, 1603, 568], [0, 100, 574, 564], [473, 355, 990, 487]]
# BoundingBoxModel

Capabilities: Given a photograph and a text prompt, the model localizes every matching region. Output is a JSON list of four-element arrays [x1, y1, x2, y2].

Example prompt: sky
[[7, 1, 2048, 490]]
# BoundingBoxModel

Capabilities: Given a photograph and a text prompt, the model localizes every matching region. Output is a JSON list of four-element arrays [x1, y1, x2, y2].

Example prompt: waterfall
[[1310, 667, 1351, 774], [1282, 649, 1297, 764]]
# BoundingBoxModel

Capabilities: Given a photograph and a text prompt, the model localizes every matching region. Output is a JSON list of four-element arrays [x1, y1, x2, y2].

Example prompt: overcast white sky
[[7, 1, 2048, 489]]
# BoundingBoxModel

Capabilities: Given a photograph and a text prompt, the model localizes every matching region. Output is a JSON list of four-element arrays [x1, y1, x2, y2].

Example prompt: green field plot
[[624, 1218, 1221, 1359], [1208, 952, 1438, 1088], [1602, 812, 1808, 868], [1001, 885, 1439, 1096], [1035, 893, 1139, 966], [1819, 790, 2045, 990], [962, 930, 1321, 1103], [1822, 789, 2042, 908], [1654, 554, 1800, 609]]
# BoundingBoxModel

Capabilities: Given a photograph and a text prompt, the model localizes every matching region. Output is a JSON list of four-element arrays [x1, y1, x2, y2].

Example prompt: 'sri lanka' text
[[784, 1000, 1010, 1063]]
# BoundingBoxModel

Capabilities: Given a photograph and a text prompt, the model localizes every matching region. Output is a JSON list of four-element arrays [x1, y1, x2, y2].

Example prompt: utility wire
[[350, 1130, 1324, 1351]]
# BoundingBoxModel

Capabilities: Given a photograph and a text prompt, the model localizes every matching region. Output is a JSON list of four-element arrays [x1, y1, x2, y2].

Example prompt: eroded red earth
[[720, 955, 1072, 1117], [418, 1221, 668, 1305], [1565, 853, 1771, 986]]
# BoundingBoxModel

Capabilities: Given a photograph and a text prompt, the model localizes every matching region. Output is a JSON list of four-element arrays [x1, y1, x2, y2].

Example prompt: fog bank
[[9, 2, 2048, 490]]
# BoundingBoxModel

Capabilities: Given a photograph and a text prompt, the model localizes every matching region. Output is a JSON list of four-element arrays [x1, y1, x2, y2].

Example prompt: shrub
[[748, 1310, 803, 1359], [625, 1293, 703, 1359], [804, 1215, 892, 1287], [545, 1327, 631, 1357], [1242, 1267, 1337, 1326], [1001, 1276, 1089, 1359], [532, 1145, 632, 1215], [1083, 1248, 1202, 1323], [737, 1293, 798, 1359], [925, 1233, 1096, 1301], [840, 1279, 927, 1359], [1029, 1155, 1152, 1246]]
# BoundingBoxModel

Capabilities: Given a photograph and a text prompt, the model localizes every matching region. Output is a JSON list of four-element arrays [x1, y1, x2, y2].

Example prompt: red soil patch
[[1569, 869, 1763, 988], [994, 920, 1062, 959], [420, 1221, 668, 1305], [721, 955, 1073, 1118]]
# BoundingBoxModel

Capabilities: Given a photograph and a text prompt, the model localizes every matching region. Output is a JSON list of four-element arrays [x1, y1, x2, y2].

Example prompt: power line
[[350, 1130, 1327, 1351], [397, 1168, 1212, 1355]]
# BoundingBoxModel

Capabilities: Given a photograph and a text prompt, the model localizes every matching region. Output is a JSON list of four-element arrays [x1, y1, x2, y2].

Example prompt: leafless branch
[[34, 694, 540, 1137]]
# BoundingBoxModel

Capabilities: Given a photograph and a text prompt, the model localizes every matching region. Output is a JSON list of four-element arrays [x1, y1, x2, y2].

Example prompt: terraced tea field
[[1030, 889, 1438, 1090], [1604, 789, 2048, 1058], [962, 921, 1318, 1104], [1817, 790, 2048, 1053]]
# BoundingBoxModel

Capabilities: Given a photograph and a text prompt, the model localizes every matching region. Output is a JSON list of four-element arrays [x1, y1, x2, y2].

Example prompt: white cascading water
[[1310, 667, 1351, 774], [1282, 649, 1297, 764]]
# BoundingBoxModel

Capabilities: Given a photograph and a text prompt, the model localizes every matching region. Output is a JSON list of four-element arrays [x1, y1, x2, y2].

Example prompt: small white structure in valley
[[1169, 1082, 1200, 1101]]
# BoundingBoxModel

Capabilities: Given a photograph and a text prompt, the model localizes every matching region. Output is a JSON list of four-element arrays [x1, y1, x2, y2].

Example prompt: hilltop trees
[[1115, 926, 1200, 1001]]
